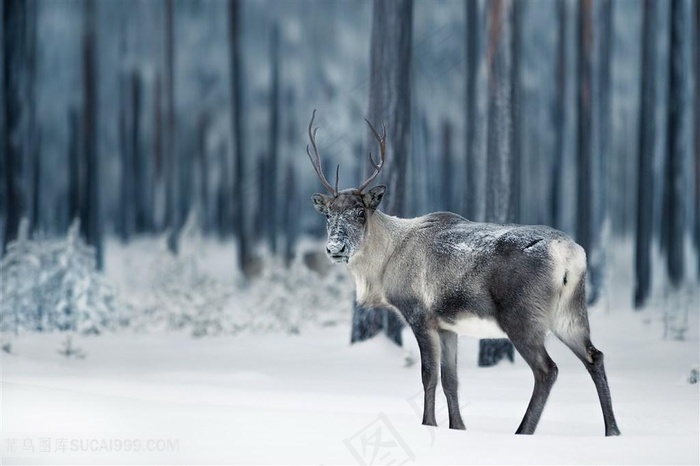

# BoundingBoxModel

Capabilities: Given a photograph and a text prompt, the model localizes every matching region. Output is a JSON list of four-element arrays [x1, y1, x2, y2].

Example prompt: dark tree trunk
[[694, 0, 700, 277], [551, 0, 567, 229], [485, 0, 513, 225], [577, 0, 593, 261], [26, 0, 37, 234], [131, 71, 147, 234], [267, 24, 281, 256], [282, 162, 297, 268], [480, 0, 515, 368], [351, 0, 413, 347], [576, 0, 607, 306], [465, 0, 480, 221], [82, 0, 103, 269], [661, 0, 689, 289], [2, 0, 28, 254], [217, 141, 231, 238], [229, 0, 252, 275], [118, 71, 133, 241], [68, 107, 82, 225], [440, 119, 453, 212], [153, 73, 163, 229], [198, 111, 210, 232], [510, 0, 522, 224], [164, 0, 178, 253], [634, 0, 657, 309]]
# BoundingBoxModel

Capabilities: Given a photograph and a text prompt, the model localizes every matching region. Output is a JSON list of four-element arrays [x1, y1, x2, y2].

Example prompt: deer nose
[[326, 243, 347, 255]]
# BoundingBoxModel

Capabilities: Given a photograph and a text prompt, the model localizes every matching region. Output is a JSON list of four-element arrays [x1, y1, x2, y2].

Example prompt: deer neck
[[347, 210, 406, 307]]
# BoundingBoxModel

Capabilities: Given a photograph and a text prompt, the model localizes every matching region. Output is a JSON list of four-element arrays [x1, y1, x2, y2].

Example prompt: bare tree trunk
[[2, 0, 28, 253], [352, 0, 413, 347], [577, 0, 607, 305], [267, 24, 280, 256], [153, 73, 164, 229], [440, 119, 453, 212], [480, 0, 515, 368], [198, 111, 210, 232], [164, 0, 178, 253], [661, 0, 689, 289], [82, 0, 103, 269], [465, 0, 480, 221], [118, 71, 134, 241], [30, 129, 41, 234], [694, 0, 700, 277], [510, 0, 522, 224], [551, 0, 567, 229], [229, 0, 252, 275], [635, 0, 657, 309], [282, 162, 297, 268], [68, 107, 82, 225]]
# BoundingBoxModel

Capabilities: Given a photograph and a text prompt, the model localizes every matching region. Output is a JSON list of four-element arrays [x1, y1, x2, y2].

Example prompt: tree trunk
[[694, 0, 700, 277], [551, 0, 567, 229], [440, 119, 453, 212], [351, 0, 413, 347], [634, 0, 656, 309], [267, 24, 281, 256], [229, 0, 252, 275], [68, 107, 82, 226], [576, 0, 608, 306], [480, 0, 515, 368], [164, 0, 178, 253], [510, 0, 522, 224], [2, 0, 28, 254], [282, 162, 297, 268], [131, 71, 147, 234], [198, 111, 210, 232], [118, 71, 134, 241], [465, 0, 481, 221], [661, 0, 689, 289], [82, 0, 103, 270]]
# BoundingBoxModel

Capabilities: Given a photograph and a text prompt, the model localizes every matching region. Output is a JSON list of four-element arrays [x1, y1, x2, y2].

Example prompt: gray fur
[[311, 190, 620, 436]]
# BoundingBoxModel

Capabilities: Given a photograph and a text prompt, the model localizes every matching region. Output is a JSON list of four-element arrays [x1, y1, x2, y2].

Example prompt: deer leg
[[413, 326, 440, 427], [556, 333, 621, 436], [508, 334, 558, 435], [439, 329, 466, 430]]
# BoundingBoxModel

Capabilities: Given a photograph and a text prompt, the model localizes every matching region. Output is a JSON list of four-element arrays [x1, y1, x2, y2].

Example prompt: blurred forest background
[[1, 0, 698, 344]]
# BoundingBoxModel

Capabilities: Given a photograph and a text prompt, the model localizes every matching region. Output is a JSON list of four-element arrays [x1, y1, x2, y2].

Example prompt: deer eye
[[357, 209, 365, 219]]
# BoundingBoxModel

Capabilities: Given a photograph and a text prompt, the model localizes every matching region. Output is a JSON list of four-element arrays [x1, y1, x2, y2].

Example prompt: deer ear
[[363, 185, 386, 210], [311, 193, 331, 214]]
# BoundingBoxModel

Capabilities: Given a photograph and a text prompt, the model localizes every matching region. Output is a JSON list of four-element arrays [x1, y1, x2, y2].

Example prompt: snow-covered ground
[[2, 307, 698, 465]]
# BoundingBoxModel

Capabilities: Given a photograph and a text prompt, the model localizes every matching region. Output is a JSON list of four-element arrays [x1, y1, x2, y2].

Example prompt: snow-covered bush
[[241, 249, 354, 334], [0, 220, 41, 334], [122, 224, 354, 336], [133, 214, 233, 337], [0, 219, 125, 335]]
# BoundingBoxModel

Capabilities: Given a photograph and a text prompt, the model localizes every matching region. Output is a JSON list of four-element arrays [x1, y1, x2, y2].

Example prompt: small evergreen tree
[[0, 219, 122, 334], [0, 219, 40, 334]]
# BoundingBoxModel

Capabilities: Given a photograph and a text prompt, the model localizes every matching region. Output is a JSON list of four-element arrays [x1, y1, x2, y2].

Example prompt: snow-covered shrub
[[0, 219, 124, 334], [135, 214, 233, 337], [0, 220, 41, 334], [240, 241, 354, 334]]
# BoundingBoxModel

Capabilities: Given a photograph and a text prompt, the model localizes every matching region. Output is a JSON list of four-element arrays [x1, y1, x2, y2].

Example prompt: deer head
[[307, 110, 387, 263]]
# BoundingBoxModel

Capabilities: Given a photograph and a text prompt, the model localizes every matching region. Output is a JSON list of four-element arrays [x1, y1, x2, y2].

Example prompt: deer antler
[[355, 118, 386, 193], [306, 109, 339, 195]]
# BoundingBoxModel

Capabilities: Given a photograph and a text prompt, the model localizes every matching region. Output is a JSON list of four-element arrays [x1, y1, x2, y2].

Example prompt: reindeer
[[306, 110, 620, 436]]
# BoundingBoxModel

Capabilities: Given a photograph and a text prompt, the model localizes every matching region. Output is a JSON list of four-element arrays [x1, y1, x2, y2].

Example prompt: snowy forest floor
[[1, 236, 699, 464], [2, 307, 698, 464]]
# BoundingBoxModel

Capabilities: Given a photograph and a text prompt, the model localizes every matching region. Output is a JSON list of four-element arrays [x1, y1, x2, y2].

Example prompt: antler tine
[[356, 118, 387, 193], [335, 164, 340, 193], [306, 109, 337, 195]]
